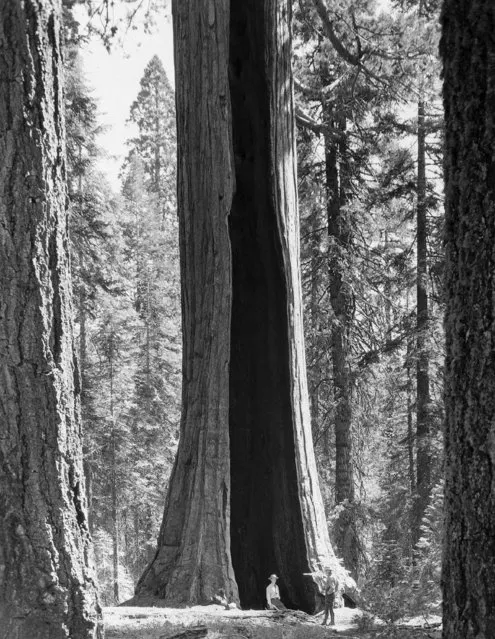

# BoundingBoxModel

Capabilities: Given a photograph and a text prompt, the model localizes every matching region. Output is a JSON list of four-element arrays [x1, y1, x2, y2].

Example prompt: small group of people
[[266, 567, 340, 627]]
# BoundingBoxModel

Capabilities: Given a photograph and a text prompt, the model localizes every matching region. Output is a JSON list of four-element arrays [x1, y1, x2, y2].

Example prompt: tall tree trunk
[[78, 159, 94, 532], [406, 302, 416, 562], [145, 274, 152, 412], [324, 116, 359, 576], [135, 0, 336, 612], [109, 350, 120, 603], [136, 0, 238, 606], [414, 94, 431, 545], [79, 275, 95, 532], [441, 1, 495, 636], [0, 2, 102, 638], [111, 447, 119, 604], [309, 205, 322, 440], [134, 506, 141, 578]]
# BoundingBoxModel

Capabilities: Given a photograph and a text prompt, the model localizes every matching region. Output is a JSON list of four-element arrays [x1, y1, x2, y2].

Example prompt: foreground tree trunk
[[441, 1, 495, 636], [0, 2, 102, 638], [136, 0, 336, 611]]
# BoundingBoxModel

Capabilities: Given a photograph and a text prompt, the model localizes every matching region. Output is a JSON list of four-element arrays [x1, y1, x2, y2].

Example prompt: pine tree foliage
[[295, 0, 445, 595], [128, 55, 177, 204], [64, 42, 180, 603]]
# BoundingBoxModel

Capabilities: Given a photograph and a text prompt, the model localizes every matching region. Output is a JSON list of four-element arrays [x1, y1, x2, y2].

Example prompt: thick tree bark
[[441, 1, 495, 637], [135, 0, 336, 612], [0, 2, 102, 638], [136, 0, 238, 605], [324, 117, 359, 576]]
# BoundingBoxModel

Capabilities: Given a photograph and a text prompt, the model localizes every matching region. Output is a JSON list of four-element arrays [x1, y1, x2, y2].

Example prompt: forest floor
[[104, 604, 442, 639]]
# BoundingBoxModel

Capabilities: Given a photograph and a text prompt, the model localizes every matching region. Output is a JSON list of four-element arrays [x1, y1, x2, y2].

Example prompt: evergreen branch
[[294, 72, 349, 101], [312, 0, 361, 66], [350, 9, 363, 61], [355, 329, 414, 369], [295, 106, 342, 140]]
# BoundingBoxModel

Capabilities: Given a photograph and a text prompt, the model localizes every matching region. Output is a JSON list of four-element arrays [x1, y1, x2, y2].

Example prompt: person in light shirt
[[266, 574, 286, 610], [321, 567, 339, 626]]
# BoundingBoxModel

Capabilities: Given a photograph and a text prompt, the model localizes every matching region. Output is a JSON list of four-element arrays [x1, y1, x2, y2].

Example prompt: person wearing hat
[[266, 573, 286, 610]]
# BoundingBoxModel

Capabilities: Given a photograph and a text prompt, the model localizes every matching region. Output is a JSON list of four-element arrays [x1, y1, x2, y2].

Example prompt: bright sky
[[78, 7, 175, 189], [79, 1, 392, 191]]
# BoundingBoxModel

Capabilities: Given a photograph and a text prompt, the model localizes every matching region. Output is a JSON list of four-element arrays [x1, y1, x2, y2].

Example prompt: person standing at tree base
[[321, 567, 339, 626], [303, 567, 339, 625]]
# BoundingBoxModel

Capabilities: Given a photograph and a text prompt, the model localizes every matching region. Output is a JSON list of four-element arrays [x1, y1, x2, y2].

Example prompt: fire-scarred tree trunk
[[441, 0, 495, 636], [0, 2, 102, 638], [135, 0, 336, 611]]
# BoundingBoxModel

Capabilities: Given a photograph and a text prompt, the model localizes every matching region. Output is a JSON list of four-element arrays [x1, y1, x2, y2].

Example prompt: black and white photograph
[[0, 0, 493, 637]]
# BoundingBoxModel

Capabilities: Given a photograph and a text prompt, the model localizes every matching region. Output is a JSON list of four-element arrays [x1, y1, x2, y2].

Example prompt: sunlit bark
[[0, 2, 102, 637]]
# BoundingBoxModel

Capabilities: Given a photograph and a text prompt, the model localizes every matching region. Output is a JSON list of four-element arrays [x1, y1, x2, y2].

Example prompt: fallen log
[[159, 625, 208, 639]]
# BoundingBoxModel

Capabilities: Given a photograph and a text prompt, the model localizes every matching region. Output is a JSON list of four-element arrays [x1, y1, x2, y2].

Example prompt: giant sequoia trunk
[[0, 2, 102, 638], [441, 1, 495, 636], [135, 0, 336, 611]]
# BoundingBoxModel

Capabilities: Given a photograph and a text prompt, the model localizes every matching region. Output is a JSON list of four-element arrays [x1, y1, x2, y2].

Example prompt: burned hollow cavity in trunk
[[228, 1, 313, 612]]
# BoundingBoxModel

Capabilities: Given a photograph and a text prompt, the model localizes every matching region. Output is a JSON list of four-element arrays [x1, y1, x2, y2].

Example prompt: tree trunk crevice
[[228, 2, 314, 611]]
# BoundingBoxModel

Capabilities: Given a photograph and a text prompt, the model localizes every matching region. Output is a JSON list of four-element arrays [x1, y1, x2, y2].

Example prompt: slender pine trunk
[[414, 94, 431, 545], [406, 314, 416, 562], [109, 347, 119, 604], [324, 113, 359, 576]]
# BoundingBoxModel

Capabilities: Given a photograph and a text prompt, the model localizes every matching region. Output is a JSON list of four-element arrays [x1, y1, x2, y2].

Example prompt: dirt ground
[[103, 604, 442, 639]]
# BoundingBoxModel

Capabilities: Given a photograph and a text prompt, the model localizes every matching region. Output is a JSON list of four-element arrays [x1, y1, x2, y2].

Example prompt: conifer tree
[[294, 0, 444, 579], [128, 55, 176, 204]]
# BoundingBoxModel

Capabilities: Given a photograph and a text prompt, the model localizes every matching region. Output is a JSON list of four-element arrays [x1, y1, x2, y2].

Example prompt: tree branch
[[311, 0, 390, 90], [295, 106, 343, 140], [294, 73, 350, 101], [312, 0, 361, 65]]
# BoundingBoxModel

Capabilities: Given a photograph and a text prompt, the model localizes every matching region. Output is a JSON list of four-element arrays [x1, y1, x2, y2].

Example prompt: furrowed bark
[[441, 0, 495, 636], [0, 2, 102, 637], [135, 0, 238, 604]]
